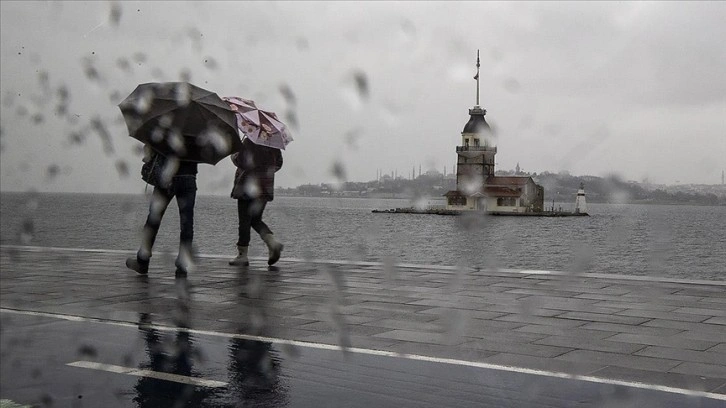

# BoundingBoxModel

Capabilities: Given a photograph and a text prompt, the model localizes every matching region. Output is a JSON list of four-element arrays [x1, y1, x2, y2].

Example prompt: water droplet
[[504, 78, 520, 93], [115, 160, 129, 178], [109, 1, 122, 26], [77, 344, 97, 358], [46, 164, 60, 179], [279, 84, 296, 106]]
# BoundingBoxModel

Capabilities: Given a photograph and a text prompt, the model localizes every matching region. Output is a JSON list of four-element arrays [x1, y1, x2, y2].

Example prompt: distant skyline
[[1, 1, 725, 195]]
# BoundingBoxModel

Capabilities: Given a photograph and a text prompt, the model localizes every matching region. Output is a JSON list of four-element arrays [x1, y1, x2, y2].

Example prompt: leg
[[237, 199, 254, 247], [231, 199, 254, 266], [176, 179, 196, 249], [127, 186, 172, 274], [249, 199, 283, 266], [249, 199, 272, 238], [174, 176, 197, 273], [140, 186, 173, 259]]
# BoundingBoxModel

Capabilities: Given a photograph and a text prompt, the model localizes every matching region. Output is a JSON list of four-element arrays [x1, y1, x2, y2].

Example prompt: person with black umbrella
[[120, 82, 240, 275], [125, 145, 199, 275]]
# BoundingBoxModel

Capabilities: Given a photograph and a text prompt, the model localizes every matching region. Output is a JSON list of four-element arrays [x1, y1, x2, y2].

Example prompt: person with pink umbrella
[[224, 97, 292, 266]]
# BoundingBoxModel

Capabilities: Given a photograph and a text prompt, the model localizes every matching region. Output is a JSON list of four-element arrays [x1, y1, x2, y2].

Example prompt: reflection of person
[[229, 138, 284, 266], [227, 338, 288, 406], [134, 313, 213, 408], [127, 145, 198, 275]]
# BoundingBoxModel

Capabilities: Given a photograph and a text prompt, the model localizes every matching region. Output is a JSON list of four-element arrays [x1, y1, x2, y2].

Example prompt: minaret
[[575, 182, 587, 214], [455, 50, 497, 194]]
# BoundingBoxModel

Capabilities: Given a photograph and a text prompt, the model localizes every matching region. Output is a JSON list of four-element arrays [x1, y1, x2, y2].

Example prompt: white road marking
[[2, 307, 725, 401], [66, 361, 227, 388], [4, 244, 724, 285]]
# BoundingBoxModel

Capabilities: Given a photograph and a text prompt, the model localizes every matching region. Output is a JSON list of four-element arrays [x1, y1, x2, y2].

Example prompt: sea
[[1, 192, 724, 281]]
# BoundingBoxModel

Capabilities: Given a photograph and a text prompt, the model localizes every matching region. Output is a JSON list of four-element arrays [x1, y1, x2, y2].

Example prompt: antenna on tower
[[474, 49, 481, 106]]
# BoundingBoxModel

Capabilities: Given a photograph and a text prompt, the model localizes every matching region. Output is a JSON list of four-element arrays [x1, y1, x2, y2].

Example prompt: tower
[[575, 182, 587, 214], [455, 49, 497, 193]]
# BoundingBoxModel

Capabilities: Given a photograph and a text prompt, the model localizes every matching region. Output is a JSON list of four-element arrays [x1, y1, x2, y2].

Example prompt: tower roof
[[462, 106, 491, 134]]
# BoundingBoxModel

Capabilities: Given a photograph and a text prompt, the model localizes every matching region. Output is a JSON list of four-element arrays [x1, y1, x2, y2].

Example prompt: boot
[[229, 245, 249, 266], [175, 243, 195, 275], [126, 255, 149, 275], [261, 233, 283, 266]]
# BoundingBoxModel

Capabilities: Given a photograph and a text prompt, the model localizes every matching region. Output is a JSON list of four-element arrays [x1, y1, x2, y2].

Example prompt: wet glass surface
[[2, 1, 725, 407]]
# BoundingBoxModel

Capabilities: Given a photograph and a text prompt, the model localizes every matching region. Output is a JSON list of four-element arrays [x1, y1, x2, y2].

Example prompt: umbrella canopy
[[223, 96, 294, 150], [119, 82, 240, 165]]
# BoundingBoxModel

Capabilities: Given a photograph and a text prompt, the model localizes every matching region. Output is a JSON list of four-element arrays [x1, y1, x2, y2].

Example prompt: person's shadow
[[132, 274, 217, 408]]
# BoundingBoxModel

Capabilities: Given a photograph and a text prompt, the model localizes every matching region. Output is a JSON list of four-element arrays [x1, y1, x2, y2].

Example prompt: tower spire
[[474, 49, 481, 106]]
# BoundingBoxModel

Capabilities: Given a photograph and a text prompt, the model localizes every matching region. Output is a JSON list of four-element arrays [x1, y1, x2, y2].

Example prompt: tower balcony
[[456, 146, 497, 152]]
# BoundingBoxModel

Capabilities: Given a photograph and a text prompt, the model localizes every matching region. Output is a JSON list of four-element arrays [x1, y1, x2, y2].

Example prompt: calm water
[[1, 192, 724, 281]]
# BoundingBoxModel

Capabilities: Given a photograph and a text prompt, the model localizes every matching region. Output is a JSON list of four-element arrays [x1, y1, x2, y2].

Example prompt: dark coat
[[230, 138, 283, 201]]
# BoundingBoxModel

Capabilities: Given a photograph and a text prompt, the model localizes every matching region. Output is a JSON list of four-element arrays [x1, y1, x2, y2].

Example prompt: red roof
[[444, 190, 466, 197]]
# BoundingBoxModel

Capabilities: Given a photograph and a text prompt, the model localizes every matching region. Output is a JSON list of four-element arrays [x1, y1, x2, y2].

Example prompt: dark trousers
[[139, 176, 197, 260], [237, 198, 272, 247]]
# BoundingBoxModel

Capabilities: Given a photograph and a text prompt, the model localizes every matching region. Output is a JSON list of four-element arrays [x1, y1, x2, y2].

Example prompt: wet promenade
[[1, 245, 725, 404]]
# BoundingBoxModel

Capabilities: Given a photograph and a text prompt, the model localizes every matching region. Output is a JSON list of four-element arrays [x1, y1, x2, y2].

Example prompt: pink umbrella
[[223, 96, 294, 150]]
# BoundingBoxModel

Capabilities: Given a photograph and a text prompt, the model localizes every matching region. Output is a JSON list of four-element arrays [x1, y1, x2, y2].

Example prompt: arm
[[274, 150, 283, 172], [231, 151, 242, 168]]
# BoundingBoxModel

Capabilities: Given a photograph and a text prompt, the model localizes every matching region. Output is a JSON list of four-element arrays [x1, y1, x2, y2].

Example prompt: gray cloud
[[1, 1, 724, 194]]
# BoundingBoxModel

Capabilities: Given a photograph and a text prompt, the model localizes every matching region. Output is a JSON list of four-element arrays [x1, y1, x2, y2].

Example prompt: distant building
[[445, 50, 544, 213]]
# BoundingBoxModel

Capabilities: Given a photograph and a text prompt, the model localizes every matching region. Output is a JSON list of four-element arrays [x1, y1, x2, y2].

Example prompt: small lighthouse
[[575, 182, 587, 214]]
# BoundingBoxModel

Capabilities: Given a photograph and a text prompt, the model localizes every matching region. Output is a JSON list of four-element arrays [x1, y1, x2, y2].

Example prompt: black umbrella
[[119, 82, 240, 165]]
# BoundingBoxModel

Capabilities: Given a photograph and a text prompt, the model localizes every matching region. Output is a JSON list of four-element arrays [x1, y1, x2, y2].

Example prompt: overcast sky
[[1, 1, 725, 195]]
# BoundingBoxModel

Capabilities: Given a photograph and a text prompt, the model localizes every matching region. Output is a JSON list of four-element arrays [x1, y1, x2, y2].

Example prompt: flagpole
[[475, 49, 480, 107]]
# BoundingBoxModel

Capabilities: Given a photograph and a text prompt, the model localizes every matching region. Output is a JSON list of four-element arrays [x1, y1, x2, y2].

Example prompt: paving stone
[[634, 346, 726, 366], [373, 329, 462, 345], [670, 362, 726, 378], [461, 339, 574, 358], [707, 344, 726, 353], [534, 335, 647, 354], [513, 324, 619, 341], [672, 307, 726, 317], [643, 319, 726, 333], [484, 304, 566, 317], [605, 333, 720, 351], [704, 316, 726, 325], [671, 330, 726, 343], [494, 314, 587, 328], [579, 322, 684, 337], [417, 307, 508, 320], [590, 300, 680, 312], [615, 308, 712, 323], [556, 311, 652, 326], [555, 349, 681, 372], [361, 318, 445, 332]]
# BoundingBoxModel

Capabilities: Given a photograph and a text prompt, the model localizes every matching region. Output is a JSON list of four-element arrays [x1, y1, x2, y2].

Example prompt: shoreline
[[2, 191, 724, 207]]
